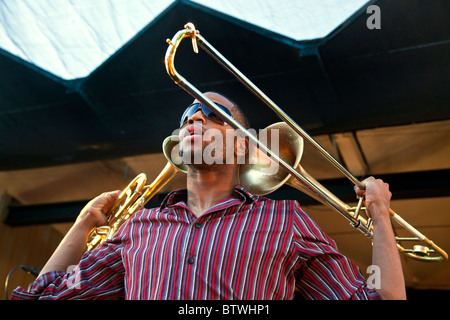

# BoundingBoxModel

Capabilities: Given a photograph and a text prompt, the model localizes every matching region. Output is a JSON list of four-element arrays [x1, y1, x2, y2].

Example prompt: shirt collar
[[160, 184, 259, 210]]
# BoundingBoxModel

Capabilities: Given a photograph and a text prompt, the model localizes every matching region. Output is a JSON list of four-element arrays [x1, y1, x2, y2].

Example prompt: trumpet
[[164, 23, 448, 262], [86, 138, 181, 251]]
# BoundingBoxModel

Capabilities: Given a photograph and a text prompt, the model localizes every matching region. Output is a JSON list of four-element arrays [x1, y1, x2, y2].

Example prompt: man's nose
[[187, 110, 206, 124]]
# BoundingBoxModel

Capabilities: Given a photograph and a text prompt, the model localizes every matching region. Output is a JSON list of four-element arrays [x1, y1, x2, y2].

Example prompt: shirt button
[[187, 257, 195, 264], [195, 223, 201, 229]]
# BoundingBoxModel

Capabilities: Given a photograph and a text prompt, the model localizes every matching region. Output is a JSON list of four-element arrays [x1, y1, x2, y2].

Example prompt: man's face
[[178, 92, 239, 167]]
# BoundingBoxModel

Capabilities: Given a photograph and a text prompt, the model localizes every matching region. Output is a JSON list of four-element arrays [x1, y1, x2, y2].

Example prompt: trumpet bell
[[85, 137, 183, 251], [238, 122, 303, 196]]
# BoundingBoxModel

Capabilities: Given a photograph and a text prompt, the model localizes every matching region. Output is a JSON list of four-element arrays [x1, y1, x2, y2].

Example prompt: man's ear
[[235, 136, 249, 158]]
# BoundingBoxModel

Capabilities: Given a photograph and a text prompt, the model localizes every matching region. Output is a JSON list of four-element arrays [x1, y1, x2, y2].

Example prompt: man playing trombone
[[11, 92, 406, 300]]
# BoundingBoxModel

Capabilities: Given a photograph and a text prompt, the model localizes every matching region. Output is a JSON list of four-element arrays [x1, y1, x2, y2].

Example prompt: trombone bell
[[238, 122, 303, 196]]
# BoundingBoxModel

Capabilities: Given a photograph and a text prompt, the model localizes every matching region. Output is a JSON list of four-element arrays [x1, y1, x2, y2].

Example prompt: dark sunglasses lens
[[201, 104, 232, 123], [201, 106, 221, 124], [179, 103, 232, 127], [179, 104, 199, 127]]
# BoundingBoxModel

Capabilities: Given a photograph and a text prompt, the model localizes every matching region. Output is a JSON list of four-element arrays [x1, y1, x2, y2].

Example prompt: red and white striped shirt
[[11, 185, 380, 300]]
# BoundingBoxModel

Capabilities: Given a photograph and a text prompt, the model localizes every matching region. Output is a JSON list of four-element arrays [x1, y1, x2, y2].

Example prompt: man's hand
[[38, 190, 122, 277], [76, 190, 122, 231], [353, 176, 392, 221]]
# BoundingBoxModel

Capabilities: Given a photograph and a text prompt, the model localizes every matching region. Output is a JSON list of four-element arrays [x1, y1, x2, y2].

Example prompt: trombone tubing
[[165, 25, 372, 237], [197, 34, 364, 190], [165, 23, 449, 262]]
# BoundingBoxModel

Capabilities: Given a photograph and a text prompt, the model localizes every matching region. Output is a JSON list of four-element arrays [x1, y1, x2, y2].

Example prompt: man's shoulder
[[119, 206, 161, 226], [253, 195, 299, 205], [245, 195, 301, 214], [235, 185, 300, 206]]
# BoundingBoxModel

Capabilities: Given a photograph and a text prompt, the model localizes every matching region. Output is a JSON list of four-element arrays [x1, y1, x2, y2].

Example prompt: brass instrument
[[164, 23, 448, 262], [86, 138, 181, 251]]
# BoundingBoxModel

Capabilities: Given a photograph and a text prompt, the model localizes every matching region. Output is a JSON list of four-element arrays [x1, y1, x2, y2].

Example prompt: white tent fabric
[[0, 0, 174, 79], [0, 0, 368, 80], [193, 0, 369, 40]]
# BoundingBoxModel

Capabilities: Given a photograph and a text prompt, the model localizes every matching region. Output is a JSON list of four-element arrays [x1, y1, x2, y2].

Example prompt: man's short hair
[[208, 91, 251, 129]]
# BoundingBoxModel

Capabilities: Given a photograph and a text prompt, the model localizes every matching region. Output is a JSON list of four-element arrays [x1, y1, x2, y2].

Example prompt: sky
[[0, 0, 368, 80]]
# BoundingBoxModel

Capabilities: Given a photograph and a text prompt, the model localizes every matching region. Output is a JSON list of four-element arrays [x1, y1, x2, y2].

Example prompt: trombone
[[164, 23, 448, 262]]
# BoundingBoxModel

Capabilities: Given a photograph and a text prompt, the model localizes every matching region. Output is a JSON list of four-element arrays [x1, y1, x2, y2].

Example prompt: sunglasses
[[179, 102, 233, 128]]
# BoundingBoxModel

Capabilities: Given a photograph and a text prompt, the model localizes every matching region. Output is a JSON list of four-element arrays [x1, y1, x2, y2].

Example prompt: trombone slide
[[164, 23, 447, 262]]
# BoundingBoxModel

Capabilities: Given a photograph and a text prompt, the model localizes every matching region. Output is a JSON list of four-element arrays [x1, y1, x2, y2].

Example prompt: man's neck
[[186, 165, 238, 217]]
